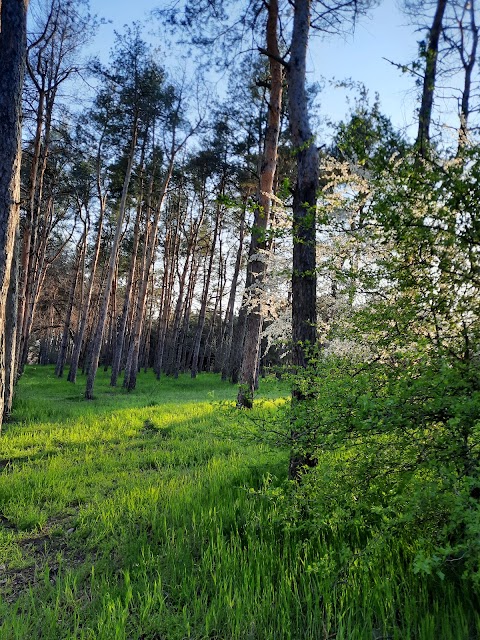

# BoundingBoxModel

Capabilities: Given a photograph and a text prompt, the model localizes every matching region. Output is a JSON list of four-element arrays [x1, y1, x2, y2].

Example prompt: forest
[[0, 0, 480, 637]]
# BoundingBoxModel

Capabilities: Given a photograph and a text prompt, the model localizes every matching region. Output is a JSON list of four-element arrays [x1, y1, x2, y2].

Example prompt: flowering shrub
[[267, 145, 480, 588]]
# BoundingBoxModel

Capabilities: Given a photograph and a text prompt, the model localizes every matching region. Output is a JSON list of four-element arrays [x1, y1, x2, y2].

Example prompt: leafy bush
[[275, 351, 480, 585], [262, 145, 480, 595]]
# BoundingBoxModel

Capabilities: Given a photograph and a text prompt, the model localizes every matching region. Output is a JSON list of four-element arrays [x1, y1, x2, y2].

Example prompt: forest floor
[[0, 367, 478, 639]]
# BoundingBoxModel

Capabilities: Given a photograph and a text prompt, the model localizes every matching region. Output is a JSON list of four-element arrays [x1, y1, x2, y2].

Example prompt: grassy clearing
[[0, 367, 478, 639]]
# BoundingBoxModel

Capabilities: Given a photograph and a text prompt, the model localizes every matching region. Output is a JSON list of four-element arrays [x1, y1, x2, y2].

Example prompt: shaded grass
[[0, 367, 478, 639]]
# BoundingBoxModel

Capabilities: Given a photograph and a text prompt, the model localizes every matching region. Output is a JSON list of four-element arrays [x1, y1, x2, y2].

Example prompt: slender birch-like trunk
[[221, 207, 246, 381], [85, 118, 138, 399], [190, 199, 223, 379], [55, 229, 85, 377], [124, 160, 175, 391]]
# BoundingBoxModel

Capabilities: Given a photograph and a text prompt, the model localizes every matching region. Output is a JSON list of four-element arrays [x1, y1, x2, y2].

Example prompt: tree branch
[[258, 46, 289, 70]]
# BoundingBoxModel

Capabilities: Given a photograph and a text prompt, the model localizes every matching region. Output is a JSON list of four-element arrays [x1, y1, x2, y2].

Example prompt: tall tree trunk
[[4, 228, 19, 418], [110, 199, 142, 386], [237, 0, 283, 406], [175, 255, 200, 378], [141, 274, 155, 371], [103, 270, 117, 370], [124, 160, 175, 391], [457, 0, 478, 150], [152, 241, 169, 378], [229, 305, 247, 384], [416, 0, 448, 156], [68, 131, 107, 383], [287, 0, 319, 479], [221, 207, 246, 381], [165, 218, 198, 375], [153, 217, 180, 379], [55, 230, 85, 377], [0, 0, 29, 427], [18, 85, 58, 375], [16, 87, 45, 377], [68, 204, 105, 383], [85, 119, 138, 399], [190, 199, 223, 379], [110, 136, 148, 386], [202, 283, 220, 373], [83, 224, 117, 376], [18, 193, 60, 371], [211, 250, 227, 373]]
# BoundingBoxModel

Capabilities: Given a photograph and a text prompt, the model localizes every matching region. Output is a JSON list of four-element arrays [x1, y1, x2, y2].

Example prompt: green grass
[[0, 367, 478, 639]]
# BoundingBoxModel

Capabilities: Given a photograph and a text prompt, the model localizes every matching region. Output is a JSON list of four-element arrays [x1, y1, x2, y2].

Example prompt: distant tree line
[[1, 0, 479, 430]]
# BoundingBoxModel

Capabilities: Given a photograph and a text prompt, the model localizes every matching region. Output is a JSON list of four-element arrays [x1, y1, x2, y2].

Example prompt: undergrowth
[[0, 367, 477, 639]]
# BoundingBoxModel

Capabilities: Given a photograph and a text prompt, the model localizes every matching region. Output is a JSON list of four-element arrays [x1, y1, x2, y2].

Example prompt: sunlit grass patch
[[0, 367, 478, 639]]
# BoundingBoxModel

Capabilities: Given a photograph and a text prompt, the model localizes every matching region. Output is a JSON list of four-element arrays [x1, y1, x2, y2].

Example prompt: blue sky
[[87, 0, 422, 137], [312, 1, 420, 136]]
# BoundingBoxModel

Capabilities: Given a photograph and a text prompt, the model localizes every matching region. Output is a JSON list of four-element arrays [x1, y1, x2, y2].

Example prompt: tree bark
[[153, 222, 179, 379], [287, 0, 319, 479], [457, 0, 478, 150], [0, 0, 29, 428], [110, 194, 143, 386], [140, 273, 155, 371], [17, 85, 45, 377], [18, 82, 58, 375], [4, 227, 19, 418], [416, 0, 448, 156], [202, 253, 224, 373], [237, 0, 283, 406]]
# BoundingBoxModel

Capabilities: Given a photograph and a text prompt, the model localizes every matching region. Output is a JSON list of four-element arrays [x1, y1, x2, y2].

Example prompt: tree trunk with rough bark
[[0, 0, 29, 428], [237, 0, 283, 407], [416, 0, 448, 156], [110, 136, 148, 386], [4, 228, 19, 418], [153, 204, 181, 378], [18, 83, 58, 375], [287, 0, 319, 479], [456, 0, 478, 150], [17, 85, 45, 376], [202, 260, 223, 373], [155, 260, 176, 378], [140, 274, 154, 371]]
